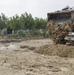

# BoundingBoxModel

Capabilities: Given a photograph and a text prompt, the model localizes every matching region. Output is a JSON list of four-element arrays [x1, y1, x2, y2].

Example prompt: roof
[[47, 6, 74, 15], [47, 10, 74, 15]]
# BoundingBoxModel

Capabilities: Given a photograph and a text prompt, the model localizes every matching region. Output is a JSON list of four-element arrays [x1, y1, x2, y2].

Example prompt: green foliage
[[7, 34, 18, 38], [0, 12, 47, 36], [21, 12, 35, 29], [0, 13, 8, 29], [34, 17, 47, 29], [7, 14, 24, 31]]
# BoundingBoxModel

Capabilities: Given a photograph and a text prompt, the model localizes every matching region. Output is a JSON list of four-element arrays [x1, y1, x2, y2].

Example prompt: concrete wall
[[71, 12, 74, 21], [47, 12, 73, 24]]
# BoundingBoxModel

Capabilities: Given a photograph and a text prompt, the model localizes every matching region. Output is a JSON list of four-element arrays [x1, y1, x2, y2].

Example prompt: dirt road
[[0, 39, 74, 75]]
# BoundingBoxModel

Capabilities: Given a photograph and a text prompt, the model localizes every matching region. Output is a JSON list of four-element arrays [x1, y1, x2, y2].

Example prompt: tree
[[0, 12, 47, 32], [21, 12, 35, 30], [0, 13, 8, 29], [34, 17, 47, 29], [7, 14, 24, 31]]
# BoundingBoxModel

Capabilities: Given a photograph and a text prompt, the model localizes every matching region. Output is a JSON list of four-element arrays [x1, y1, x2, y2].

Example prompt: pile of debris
[[46, 20, 73, 44], [35, 44, 74, 57]]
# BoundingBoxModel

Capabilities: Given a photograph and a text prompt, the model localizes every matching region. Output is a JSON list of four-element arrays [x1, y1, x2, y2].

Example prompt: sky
[[0, 0, 74, 18]]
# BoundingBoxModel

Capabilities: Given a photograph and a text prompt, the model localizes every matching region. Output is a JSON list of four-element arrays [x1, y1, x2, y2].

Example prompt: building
[[47, 10, 74, 24]]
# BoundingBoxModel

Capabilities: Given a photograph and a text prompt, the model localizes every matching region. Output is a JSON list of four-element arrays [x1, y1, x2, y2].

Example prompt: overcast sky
[[0, 0, 74, 18]]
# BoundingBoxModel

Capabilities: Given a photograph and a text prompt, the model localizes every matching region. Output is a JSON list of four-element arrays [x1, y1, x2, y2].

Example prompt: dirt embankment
[[0, 39, 74, 75], [35, 44, 74, 58]]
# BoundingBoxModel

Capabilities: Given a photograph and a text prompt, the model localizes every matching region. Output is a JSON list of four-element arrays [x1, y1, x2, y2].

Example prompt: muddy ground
[[0, 39, 74, 75]]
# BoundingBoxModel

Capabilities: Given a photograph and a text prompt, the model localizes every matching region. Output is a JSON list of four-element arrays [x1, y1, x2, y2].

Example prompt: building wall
[[71, 12, 74, 21], [47, 12, 72, 24]]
